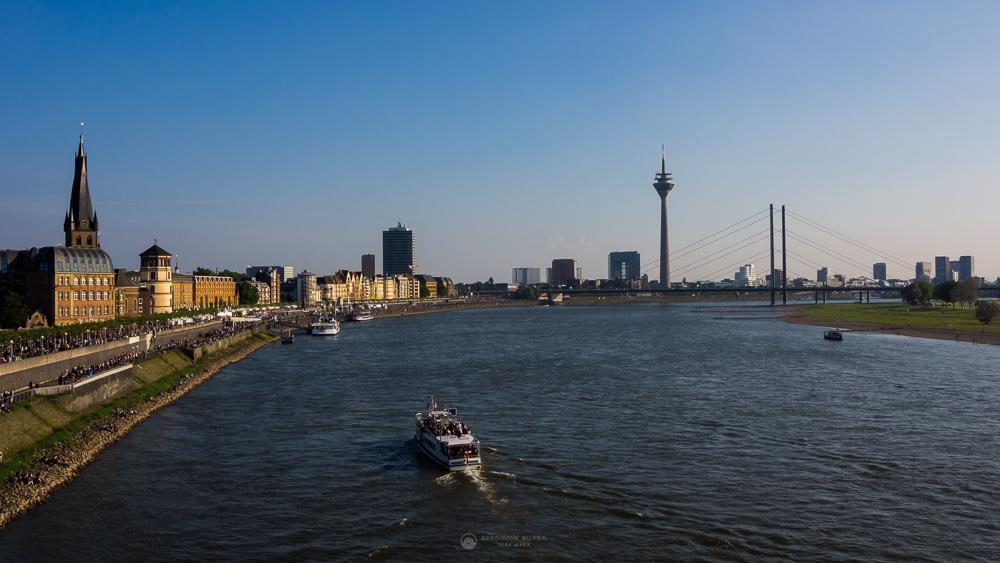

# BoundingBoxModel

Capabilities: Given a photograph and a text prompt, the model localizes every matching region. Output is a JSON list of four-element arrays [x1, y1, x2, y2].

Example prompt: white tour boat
[[311, 313, 340, 336], [414, 401, 482, 471], [351, 309, 373, 322]]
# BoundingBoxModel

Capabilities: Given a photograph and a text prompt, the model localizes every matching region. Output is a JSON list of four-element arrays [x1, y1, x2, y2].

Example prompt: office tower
[[383, 223, 415, 277], [362, 254, 376, 278], [817, 267, 829, 284], [551, 259, 576, 286], [934, 256, 950, 284], [608, 251, 640, 280], [915, 262, 932, 282], [873, 263, 887, 281], [512, 267, 541, 285], [736, 264, 756, 286], [959, 256, 975, 281]]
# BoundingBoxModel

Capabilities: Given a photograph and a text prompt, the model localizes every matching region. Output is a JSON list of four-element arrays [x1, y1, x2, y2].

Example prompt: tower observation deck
[[652, 146, 675, 286]]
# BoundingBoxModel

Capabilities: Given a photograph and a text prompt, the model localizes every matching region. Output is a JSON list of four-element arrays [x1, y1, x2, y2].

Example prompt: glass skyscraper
[[383, 223, 415, 276]]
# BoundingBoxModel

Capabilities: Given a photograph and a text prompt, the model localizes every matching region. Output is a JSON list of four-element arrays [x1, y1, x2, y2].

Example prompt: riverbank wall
[[0, 321, 224, 392]]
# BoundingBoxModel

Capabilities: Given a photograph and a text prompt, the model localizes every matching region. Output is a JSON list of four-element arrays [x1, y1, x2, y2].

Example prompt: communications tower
[[652, 146, 675, 286]]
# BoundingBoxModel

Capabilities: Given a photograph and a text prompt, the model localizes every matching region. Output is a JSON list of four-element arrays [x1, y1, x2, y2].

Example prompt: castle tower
[[139, 243, 174, 314], [652, 146, 675, 286], [64, 132, 100, 248]]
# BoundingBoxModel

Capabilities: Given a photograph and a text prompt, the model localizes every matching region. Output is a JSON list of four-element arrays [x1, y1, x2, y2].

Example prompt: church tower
[[64, 132, 100, 248]]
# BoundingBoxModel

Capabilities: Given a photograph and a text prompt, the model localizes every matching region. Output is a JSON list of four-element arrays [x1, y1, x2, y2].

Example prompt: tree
[[951, 278, 982, 309], [0, 290, 29, 330], [419, 284, 430, 298], [237, 281, 260, 305], [194, 267, 214, 276], [901, 281, 934, 305], [933, 280, 957, 307], [513, 284, 540, 300], [976, 301, 1000, 324], [439, 284, 450, 298], [219, 269, 248, 283]]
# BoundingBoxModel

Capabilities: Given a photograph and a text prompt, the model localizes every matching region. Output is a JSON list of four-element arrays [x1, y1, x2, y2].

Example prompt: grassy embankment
[[0, 332, 270, 483], [796, 302, 1000, 332]]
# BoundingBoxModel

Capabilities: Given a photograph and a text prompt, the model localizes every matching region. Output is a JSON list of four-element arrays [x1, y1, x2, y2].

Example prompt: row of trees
[[901, 278, 1000, 324], [901, 279, 982, 309]]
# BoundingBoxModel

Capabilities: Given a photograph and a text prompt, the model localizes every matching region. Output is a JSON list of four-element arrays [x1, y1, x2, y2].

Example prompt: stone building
[[194, 275, 238, 309], [0, 135, 116, 326]]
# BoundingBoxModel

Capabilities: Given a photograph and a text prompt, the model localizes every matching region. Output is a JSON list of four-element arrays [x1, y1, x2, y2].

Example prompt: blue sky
[[2, 1, 998, 283]]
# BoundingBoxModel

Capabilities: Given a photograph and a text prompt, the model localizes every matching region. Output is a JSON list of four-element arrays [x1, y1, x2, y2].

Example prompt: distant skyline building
[[959, 256, 975, 281], [766, 269, 785, 288], [651, 146, 675, 286], [362, 254, 375, 278], [382, 222, 415, 277], [246, 265, 294, 284], [551, 259, 577, 286], [296, 270, 318, 308], [915, 261, 932, 282], [934, 256, 950, 284], [608, 251, 640, 280], [873, 263, 887, 281], [735, 263, 756, 286], [512, 267, 541, 285], [817, 267, 829, 284]]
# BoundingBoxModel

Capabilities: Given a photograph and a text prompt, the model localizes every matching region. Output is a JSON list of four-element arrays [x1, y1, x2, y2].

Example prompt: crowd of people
[[422, 417, 470, 438], [58, 350, 147, 386], [13, 472, 45, 486], [0, 316, 220, 365]]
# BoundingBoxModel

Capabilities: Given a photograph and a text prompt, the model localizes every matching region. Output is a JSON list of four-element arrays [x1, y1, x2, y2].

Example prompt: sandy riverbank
[[780, 309, 1000, 345], [0, 334, 272, 530]]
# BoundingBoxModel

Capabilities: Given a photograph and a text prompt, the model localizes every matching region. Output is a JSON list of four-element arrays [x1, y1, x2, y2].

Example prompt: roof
[[139, 244, 172, 256], [1, 246, 113, 275]]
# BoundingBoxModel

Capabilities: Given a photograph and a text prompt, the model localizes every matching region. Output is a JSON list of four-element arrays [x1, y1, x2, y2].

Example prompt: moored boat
[[311, 313, 340, 336], [350, 309, 372, 322], [414, 400, 482, 471], [824, 329, 843, 341]]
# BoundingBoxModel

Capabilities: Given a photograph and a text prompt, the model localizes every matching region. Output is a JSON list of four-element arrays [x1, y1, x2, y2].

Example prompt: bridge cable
[[639, 207, 771, 273], [785, 209, 912, 270]]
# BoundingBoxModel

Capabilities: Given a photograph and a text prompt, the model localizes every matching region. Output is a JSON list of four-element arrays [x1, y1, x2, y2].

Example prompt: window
[[89, 306, 94, 316], [74, 306, 79, 315], [139, 298, 143, 304], [74, 291, 79, 300], [76, 236, 81, 246], [58, 262, 64, 272], [89, 291, 94, 300], [104, 305, 108, 315], [87, 236, 92, 246], [74, 277, 79, 285]]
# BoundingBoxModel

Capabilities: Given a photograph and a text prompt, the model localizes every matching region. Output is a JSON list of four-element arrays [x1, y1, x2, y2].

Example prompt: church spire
[[65, 125, 99, 247]]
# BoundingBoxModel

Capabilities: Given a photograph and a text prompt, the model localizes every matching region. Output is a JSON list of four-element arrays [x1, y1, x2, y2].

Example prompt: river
[[2, 303, 998, 561]]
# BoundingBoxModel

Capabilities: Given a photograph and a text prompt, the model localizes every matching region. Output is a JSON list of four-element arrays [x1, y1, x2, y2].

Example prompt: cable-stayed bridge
[[559, 205, 956, 305]]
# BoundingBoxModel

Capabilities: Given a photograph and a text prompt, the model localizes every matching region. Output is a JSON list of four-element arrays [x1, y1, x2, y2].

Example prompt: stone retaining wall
[[184, 331, 253, 362], [51, 368, 141, 413], [0, 321, 223, 391]]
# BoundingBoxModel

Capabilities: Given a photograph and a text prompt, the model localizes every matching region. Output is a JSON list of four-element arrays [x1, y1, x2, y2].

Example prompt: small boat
[[823, 329, 843, 341], [414, 400, 482, 471], [281, 334, 295, 344], [311, 313, 340, 336], [350, 309, 373, 322]]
